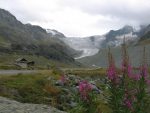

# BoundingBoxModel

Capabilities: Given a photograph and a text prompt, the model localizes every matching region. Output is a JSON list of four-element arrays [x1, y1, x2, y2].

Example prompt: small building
[[14, 58, 34, 69], [27, 61, 35, 67]]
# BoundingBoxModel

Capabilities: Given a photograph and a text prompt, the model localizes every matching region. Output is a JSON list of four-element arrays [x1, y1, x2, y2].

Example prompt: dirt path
[[0, 70, 37, 75]]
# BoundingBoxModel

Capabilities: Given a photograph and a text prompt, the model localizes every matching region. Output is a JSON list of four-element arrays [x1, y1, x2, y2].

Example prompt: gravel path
[[0, 70, 37, 75], [0, 97, 66, 113]]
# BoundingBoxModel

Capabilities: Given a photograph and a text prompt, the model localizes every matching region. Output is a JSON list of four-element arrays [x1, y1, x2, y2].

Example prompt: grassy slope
[[77, 44, 150, 67], [0, 53, 81, 69], [0, 68, 108, 112], [0, 68, 150, 112], [0, 8, 81, 67]]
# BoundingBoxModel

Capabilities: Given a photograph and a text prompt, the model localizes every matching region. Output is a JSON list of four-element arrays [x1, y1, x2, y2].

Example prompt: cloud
[[0, 0, 150, 37]]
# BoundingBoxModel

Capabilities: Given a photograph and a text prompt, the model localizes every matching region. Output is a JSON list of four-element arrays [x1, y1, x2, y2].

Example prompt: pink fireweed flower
[[146, 79, 150, 85], [124, 93, 134, 111], [121, 60, 132, 74], [127, 64, 133, 78], [78, 81, 92, 101], [107, 64, 116, 80], [121, 56, 129, 73], [132, 74, 141, 81], [121, 60, 136, 79], [60, 75, 66, 84], [140, 64, 148, 77], [107, 49, 117, 81], [125, 99, 132, 110]]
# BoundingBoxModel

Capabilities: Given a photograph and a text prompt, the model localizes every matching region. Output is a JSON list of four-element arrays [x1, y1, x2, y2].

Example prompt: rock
[[0, 87, 20, 98], [91, 84, 101, 94], [70, 101, 77, 107], [47, 76, 53, 81], [0, 96, 66, 113], [89, 80, 96, 85], [55, 80, 64, 86]]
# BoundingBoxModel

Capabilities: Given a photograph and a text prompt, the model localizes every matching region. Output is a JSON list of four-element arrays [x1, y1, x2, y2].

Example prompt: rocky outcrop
[[0, 8, 80, 65], [0, 96, 66, 113]]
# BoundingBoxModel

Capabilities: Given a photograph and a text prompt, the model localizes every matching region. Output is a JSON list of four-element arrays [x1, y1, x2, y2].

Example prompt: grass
[[0, 68, 107, 111], [0, 65, 149, 111], [0, 65, 21, 70], [0, 73, 49, 103], [0, 69, 63, 103], [2, 68, 149, 112], [0, 36, 10, 47], [0, 53, 81, 70], [64, 68, 106, 77]]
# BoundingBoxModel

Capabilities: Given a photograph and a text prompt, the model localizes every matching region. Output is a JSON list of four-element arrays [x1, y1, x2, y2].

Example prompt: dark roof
[[15, 58, 27, 62]]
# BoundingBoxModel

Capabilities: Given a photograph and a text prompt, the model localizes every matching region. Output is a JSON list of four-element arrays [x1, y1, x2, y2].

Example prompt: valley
[[1, 7, 150, 113], [0, 8, 150, 69]]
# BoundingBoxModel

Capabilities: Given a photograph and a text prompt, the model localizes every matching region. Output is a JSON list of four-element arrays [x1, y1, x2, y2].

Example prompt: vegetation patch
[[0, 68, 108, 112]]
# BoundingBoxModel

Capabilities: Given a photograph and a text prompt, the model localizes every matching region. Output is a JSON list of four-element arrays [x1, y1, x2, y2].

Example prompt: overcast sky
[[0, 0, 150, 37]]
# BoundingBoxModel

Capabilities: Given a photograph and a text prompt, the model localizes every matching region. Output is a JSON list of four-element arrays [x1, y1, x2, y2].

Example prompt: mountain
[[77, 44, 150, 67], [0, 8, 81, 66], [138, 25, 150, 44], [137, 25, 150, 37], [77, 24, 150, 67], [62, 25, 138, 59], [46, 29, 66, 38], [1, 8, 150, 68], [102, 25, 137, 47]]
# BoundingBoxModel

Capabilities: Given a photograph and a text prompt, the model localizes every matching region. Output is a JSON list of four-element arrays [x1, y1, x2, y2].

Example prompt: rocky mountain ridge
[[1, 8, 150, 67], [62, 25, 139, 58], [0, 8, 81, 66]]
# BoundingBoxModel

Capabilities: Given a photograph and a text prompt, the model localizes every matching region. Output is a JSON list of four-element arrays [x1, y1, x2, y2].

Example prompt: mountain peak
[[106, 25, 134, 40], [0, 8, 80, 65], [46, 29, 66, 38], [121, 25, 134, 32], [0, 8, 17, 21], [0, 8, 23, 27]]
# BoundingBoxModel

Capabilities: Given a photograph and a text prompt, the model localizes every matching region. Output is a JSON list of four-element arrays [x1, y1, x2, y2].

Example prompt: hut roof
[[15, 58, 28, 62]]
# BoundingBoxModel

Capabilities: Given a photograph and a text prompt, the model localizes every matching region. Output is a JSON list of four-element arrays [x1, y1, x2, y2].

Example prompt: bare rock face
[[0, 96, 66, 113]]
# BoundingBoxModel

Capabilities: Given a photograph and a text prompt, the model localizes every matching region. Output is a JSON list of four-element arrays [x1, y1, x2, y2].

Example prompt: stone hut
[[15, 58, 34, 68]]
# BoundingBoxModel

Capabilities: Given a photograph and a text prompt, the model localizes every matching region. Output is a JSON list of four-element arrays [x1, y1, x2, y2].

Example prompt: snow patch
[[75, 48, 99, 59], [107, 32, 137, 46], [46, 29, 57, 35]]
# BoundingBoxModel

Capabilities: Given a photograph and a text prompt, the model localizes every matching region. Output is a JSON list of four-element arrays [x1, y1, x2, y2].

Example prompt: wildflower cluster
[[79, 81, 92, 101], [107, 40, 149, 113], [60, 74, 66, 84], [70, 80, 100, 113]]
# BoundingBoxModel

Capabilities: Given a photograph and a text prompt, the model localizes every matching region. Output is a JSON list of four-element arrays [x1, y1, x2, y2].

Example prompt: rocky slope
[[1, 8, 150, 67], [0, 8, 80, 66], [0, 96, 66, 113], [76, 24, 150, 67]]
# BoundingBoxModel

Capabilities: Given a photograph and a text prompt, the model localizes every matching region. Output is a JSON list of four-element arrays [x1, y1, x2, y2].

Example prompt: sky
[[0, 0, 150, 37]]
